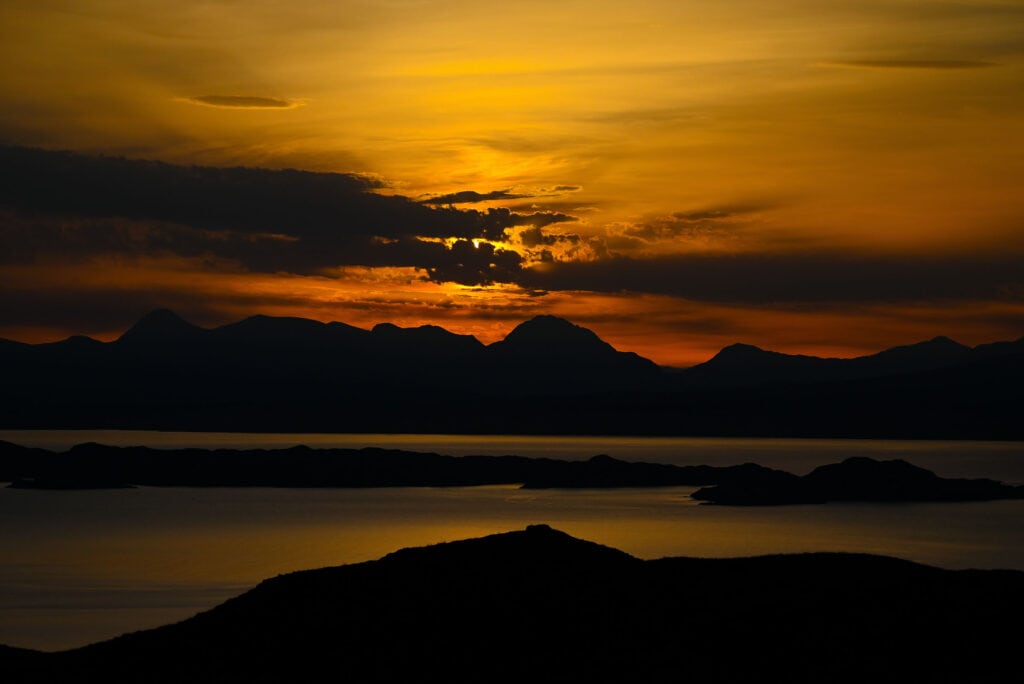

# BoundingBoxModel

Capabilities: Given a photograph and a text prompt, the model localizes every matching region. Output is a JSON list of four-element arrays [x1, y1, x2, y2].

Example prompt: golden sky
[[2, 0, 1023, 364]]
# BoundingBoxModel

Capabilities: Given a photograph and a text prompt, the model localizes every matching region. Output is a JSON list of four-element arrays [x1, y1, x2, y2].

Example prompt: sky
[[2, 0, 1023, 365]]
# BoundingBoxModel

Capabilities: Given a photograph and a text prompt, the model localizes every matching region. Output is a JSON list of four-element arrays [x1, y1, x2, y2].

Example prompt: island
[[3, 441, 1023, 505], [692, 455, 1024, 505]]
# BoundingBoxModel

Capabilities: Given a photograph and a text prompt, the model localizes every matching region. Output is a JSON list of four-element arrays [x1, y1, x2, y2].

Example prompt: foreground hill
[[1, 311, 1022, 437], [2, 525, 1021, 683]]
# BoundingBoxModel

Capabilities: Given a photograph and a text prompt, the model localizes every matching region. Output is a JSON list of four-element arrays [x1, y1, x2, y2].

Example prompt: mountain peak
[[714, 342, 767, 357], [700, 343, 788, 368], [867, 335, 971, 365], [117, 309, 204, 344], [929, 335, 958, 346], [498, 316, 613, 353]]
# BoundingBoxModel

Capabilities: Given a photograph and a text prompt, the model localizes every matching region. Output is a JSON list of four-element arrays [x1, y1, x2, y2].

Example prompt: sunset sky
[[2, 0, 1023, 365]]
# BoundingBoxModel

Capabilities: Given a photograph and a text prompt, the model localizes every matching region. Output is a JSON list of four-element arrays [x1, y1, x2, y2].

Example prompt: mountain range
[[2, 311, 1022, 437], [2, 525, 1021, 683]]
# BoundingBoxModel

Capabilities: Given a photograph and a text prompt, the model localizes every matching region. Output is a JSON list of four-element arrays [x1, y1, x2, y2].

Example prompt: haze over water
[[1, 432, 1022, 651]]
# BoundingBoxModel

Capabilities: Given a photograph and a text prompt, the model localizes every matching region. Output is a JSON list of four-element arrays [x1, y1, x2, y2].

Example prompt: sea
[[1, 430, 1022, 651]]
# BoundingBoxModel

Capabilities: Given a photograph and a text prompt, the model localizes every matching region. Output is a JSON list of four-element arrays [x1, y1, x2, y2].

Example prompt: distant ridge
[[3, 525, 1021, 683], [681, 334, 993, 388], [1, 310, 1022, 437]]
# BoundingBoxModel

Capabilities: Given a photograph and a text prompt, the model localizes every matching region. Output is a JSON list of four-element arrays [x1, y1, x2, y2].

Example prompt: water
[[1, 431, 1022, 652]]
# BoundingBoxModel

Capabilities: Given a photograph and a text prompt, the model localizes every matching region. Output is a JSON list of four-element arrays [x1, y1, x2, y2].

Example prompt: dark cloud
[[421, 189, 528, 205], [624, 219, 728, 243], [187, 95, 300, 109], [510, 212, 577, 228], [519, 227, 581, 248], [623, 204, 769, 243], [507, 200, 601, 214], [0, 145, 535, 282], [519, 228, 552, 248], [420, 185, 581, 206], [423, 239, 523, 286], [7, 146, 1020, 309], [825, 60, 996, 70], [0, 213, 523, 286], [520, 252, 1024, 304]]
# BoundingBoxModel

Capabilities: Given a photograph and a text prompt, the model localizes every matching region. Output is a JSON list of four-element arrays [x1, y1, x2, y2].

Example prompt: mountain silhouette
[[972, 335, 1024, 360], [865, 334, 972, 367], [2, 525, 1021, 683], [488, 315, 663, 395], [492, 315, 616, 355], [371, 322, 485, 359], [1, 310, 1022, 437], [116, 308, 206, 347], [681, 335, 979, 388], [680, 342, 835, 387]]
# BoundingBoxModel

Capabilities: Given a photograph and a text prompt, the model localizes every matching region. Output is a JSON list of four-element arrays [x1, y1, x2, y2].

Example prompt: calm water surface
[[1, 431, 1022, 651]]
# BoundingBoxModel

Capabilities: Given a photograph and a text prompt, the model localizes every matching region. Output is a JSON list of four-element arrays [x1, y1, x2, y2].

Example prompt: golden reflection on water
[[1, 484, 1022, 651]]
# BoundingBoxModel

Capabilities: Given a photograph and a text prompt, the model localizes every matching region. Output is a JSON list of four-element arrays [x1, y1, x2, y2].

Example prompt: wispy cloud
[[672, 203, 770, 222], [420, 189, 528, 205], [823, 60, 996, 70], [422, 185, 581, 206], [185, 95, 303, 109]]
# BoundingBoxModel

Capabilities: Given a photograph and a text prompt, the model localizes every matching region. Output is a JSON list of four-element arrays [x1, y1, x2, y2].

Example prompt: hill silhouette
[[1, 310, 1022, 437], [693, 456, 1024, 505], [2, 525, 1021, 683]]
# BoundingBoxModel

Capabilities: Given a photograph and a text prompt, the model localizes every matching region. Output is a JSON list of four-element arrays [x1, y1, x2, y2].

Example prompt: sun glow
[[1, 0, 1021, 361]]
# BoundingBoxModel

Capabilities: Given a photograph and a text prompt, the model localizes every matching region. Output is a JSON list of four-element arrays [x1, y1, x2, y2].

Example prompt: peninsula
[[1, 526, 1020, 683]]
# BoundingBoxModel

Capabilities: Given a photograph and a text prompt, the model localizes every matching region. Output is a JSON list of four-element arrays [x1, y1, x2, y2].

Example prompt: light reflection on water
[[1, 481, 1022, 652]]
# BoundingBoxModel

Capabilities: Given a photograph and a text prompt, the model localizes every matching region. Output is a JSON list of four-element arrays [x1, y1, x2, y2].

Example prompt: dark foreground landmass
[[2, 525, 1021, 683], [3, 441, 1022, 504]]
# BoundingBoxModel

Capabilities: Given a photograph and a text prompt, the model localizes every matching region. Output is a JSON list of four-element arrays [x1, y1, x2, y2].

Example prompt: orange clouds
[[1, 2, 1023, 365]]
